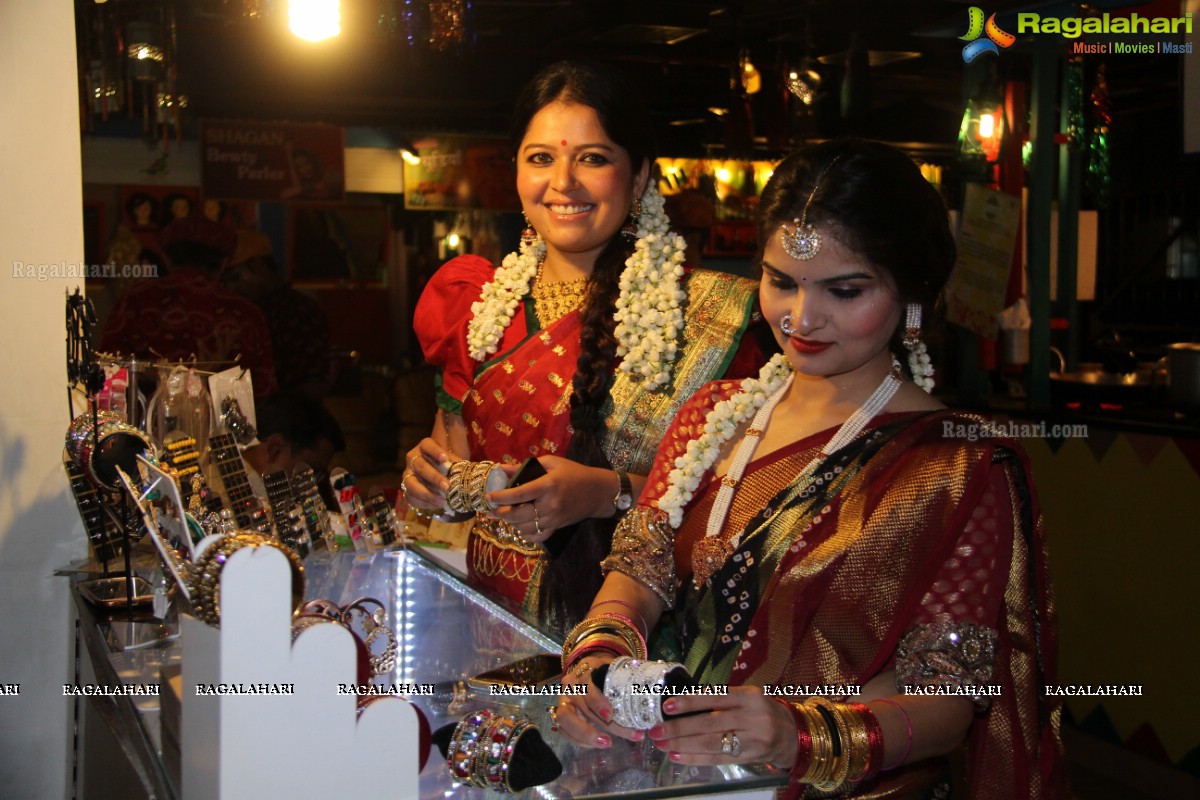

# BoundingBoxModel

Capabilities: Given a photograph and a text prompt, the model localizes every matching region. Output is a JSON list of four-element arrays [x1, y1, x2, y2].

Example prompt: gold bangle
[[806, 697, 852, 791], [561, 615, 648, 669], [840, 703, 872, 783], [793, 702, 832, 787]]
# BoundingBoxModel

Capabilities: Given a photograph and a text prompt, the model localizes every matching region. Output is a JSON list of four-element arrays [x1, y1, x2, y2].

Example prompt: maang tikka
[[780, 156, 842, 260]]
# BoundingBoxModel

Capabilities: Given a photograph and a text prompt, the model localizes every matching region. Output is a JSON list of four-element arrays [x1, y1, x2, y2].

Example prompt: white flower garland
[[657, 354, 793, 528], [613, 184, 688, 390], [465, 183, 685, 391], [466, 237, 545, 361], [908, 342, 935, 393]]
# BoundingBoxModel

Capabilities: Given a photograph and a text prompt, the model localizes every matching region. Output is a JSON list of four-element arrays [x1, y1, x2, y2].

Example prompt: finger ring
[[721, 731, 742, 758], [400, 470, 413, 497], [408, 455, 419, 471], [570, 661, 592, 681], [532, 502, 543, 537]]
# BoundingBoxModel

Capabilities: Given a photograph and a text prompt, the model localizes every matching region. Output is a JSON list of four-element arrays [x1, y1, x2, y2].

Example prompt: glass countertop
[[81, 547, 786, 800]]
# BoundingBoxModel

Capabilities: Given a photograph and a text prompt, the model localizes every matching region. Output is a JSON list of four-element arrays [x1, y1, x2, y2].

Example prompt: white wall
[[0, 2, 88, 798]]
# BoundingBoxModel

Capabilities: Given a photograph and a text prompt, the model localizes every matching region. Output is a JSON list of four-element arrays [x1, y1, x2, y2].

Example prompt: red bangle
[[869, 698, 912, 771], [772, 698, 812, 781], [847, 702, 884, 782], [562, 638, 629, 671]]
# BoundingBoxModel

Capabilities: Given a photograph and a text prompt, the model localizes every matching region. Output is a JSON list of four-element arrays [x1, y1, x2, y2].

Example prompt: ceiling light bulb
[[289, 0, 340, 42]]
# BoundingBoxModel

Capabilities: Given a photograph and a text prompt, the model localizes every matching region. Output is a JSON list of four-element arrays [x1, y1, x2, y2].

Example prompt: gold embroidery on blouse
[[492, 388, 506, 404], [518, 380, 536, 395], [522, 412, 540, 428], [548, 373, 565, 388], [501, 360, 514, 374], [495, 421, 513, 436]]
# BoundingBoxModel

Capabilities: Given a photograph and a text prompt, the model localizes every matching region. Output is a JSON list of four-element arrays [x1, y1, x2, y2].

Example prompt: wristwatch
[[611, 469, 633, 516]]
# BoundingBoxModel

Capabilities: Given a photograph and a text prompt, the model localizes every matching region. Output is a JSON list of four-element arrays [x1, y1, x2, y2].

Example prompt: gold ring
[[532, 502, 543, 537]]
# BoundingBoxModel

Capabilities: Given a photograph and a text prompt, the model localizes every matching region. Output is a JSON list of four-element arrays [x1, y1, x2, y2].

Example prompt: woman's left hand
[[645, 687, 799, 769], [486, 456, 619, 542]]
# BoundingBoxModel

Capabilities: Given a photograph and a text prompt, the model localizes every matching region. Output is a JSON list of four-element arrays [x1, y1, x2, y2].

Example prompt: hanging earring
[[520, 214, 539, 248], [621, 197, 642, 240], [903, 303, 935, 393]]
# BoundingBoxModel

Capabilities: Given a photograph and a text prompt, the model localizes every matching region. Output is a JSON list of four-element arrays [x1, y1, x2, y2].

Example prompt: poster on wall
[[201, 121, 345, 202], [403, 135, 518, 210], [945, 183, 1021, 338]]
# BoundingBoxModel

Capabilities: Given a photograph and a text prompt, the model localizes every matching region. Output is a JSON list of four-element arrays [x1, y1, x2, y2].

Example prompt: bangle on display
[[190, 532, 305, 627], [869, 697, 913, 771], [601, 656, 683, 730], [446, 709, 536, 793], [445, 460, 506, 514]]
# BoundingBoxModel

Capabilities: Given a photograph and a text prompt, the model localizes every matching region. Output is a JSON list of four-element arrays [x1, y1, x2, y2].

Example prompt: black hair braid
[[537, 234, 632, 633]]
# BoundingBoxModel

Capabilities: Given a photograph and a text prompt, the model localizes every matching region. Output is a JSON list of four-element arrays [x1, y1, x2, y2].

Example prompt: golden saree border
[[602, 269, 757, 474]]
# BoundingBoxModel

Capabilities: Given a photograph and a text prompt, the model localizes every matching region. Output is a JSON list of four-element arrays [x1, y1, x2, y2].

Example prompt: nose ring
[[780, 314, 799, 336]]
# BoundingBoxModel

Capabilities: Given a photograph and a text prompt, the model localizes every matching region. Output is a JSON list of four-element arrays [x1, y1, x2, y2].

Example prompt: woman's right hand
[[554, 655, 644, 748], [400, 438, 455, 511]]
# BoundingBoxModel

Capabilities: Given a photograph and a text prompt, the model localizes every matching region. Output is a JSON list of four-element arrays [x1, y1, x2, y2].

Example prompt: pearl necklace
[[691, 356, 903, 587]]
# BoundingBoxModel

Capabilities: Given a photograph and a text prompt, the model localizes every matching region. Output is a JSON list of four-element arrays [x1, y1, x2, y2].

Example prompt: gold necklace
[[530, 260, 588, 324]]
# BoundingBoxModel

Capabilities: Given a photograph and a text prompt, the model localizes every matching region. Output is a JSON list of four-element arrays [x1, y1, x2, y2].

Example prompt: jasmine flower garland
[[464, 183, 685, 392], [466, 238, 545, 361], [612, 183, 688, 390], [657, 354, 793, 528]]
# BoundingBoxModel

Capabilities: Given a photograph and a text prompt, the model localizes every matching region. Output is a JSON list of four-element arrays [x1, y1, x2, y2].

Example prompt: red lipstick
[[789, 337, 832, 355]]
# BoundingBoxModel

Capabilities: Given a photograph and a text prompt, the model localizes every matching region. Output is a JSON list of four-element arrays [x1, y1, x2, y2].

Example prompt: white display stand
[[181, 545, 421, 799]]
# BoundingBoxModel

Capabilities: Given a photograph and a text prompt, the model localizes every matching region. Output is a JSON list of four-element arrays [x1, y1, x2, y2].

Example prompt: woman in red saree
[[403, 62, 765, 631], [555, 140, 1066, 798]]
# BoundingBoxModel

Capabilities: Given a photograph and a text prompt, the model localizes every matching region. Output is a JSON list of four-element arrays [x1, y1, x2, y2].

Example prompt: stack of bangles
[[772, 697, 888, 792], [444, 460, 506, 514], [447, 709, 534, 793], [561, 610, 648, 674], [190, 532, 306, 627]]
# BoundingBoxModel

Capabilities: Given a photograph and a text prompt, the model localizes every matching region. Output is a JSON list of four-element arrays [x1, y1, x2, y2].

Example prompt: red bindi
[[561, 140, 568, 147]]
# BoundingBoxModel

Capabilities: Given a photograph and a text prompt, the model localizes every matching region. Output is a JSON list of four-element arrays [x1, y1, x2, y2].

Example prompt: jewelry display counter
[[69, 548, 785, 800]]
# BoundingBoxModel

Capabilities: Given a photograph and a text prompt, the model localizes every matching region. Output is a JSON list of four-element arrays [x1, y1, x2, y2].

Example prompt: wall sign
[[202, 121, 345, 202]]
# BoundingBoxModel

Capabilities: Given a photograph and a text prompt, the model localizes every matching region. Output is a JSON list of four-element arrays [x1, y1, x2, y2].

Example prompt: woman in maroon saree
[[555, 140, 1066, 798]]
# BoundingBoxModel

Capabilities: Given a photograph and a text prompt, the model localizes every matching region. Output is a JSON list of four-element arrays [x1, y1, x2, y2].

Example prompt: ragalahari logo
[[961, 7, 1016, 62]]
